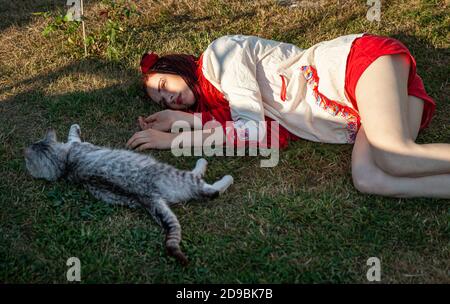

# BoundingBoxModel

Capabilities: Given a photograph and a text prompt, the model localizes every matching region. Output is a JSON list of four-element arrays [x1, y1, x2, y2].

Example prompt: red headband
[[140, 51, 159, 74]]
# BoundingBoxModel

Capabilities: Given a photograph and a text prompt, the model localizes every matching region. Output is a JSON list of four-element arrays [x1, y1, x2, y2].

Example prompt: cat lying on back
[[24, 124, 233, 265]]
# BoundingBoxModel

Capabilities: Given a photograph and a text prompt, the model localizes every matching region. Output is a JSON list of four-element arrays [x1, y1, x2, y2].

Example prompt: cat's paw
[[192, 158, 208, 177], [196, 158, 208, 168], [70, 124, 81, 136], [213, 175, 233, 194], [222, 175, 234, 186]]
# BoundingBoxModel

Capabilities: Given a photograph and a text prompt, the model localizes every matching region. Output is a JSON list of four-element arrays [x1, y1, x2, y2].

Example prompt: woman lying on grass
[[126, 33, 450, 198]]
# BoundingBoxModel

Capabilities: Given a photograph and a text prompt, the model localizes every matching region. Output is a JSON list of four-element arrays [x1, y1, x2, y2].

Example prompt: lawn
[[0, 0, 449, 283]]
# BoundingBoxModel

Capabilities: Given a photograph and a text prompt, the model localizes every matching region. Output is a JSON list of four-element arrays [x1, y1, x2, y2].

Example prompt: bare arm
[[139, 110, 205, 131], [173, 111, 204, 130], [127, 126, 224, 151], [173, 127, 224, 148]]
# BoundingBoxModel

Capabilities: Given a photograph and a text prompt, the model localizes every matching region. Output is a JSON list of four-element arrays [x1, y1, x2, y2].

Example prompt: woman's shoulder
[[201, 35, 257, 78], [207, 33, 365, 51], [207, 34, 286, 50], [208, 34, 260, 44], [204, 35, 251, 57], [202, 34, 296, 67]]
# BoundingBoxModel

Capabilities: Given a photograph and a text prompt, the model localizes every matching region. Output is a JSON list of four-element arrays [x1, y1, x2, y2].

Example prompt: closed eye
[[158, 78, 166, 92], [158, 79, 167, 105]]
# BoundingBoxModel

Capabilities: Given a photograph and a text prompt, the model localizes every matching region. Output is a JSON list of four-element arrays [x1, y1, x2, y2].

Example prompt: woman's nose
[[161, 89, 175, 104]]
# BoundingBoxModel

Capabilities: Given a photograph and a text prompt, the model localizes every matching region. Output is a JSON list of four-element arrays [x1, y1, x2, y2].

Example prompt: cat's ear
[[44, 128, 57, 142]]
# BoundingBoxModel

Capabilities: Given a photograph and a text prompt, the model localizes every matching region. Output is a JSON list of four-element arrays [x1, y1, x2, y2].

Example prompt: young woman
[[126, 33, 450, 198]]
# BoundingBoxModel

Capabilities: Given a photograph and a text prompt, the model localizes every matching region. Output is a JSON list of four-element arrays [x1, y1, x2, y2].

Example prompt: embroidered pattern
[[301, 65, 360, 143]]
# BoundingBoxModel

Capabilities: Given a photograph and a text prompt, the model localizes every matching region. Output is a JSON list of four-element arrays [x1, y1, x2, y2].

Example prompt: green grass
[[0, 0, 449, 283]]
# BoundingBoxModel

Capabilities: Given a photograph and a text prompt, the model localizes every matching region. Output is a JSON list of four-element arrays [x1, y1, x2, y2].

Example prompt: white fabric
[[201, 33, 364, 144]]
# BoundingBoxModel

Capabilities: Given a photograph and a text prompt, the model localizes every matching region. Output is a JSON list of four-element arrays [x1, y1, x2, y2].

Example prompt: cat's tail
[[142, 196, 188, 266], [165, 233, 188, 266]]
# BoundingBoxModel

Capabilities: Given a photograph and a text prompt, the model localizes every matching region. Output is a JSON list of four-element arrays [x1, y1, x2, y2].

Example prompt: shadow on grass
[[0, 0, 65, 33], [0, 56, 153, 154]]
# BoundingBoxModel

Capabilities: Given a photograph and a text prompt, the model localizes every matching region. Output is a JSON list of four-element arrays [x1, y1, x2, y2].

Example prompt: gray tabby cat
[[24, 124, 233, 265]]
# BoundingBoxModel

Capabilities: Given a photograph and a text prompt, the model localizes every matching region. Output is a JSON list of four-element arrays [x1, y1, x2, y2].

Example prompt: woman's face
[[144, 72, 196, 110]]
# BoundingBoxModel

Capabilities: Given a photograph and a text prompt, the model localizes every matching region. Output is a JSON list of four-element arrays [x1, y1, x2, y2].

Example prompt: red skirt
[[345, 34, 436, 130]]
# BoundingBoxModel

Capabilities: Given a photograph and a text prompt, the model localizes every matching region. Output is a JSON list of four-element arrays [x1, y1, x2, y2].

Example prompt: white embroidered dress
[[200, 33, 364, 144]]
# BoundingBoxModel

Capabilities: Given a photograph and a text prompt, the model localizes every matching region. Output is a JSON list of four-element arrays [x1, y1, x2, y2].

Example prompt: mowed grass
[[0, 0, 449, 283]]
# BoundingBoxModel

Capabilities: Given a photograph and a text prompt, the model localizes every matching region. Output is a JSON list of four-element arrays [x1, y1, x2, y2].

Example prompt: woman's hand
[[138, 109, 180, 132], [126, 129, 176, 151]]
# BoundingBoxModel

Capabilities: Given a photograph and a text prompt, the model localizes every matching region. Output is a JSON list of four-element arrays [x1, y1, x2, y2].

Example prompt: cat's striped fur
[[24, 124, 233, 265]]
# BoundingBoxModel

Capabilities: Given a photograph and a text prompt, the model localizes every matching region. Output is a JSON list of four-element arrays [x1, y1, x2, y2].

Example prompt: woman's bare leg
[[355, 53, 450, 177], [352, 127, 450, 198]]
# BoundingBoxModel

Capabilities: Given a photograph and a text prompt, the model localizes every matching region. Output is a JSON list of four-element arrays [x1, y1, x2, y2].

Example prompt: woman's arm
[[139, 110, 205, 131], [127, 126, 224, 151]]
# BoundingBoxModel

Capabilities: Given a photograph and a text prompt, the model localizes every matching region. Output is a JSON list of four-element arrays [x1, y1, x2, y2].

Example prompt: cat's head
[[24, 128, 68, 181]]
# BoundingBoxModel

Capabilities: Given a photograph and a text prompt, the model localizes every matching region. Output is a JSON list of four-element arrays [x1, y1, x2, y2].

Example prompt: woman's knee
[[351, 127, 397, 195], [352, 161, 390, 195], [370, 140, 419, 176]]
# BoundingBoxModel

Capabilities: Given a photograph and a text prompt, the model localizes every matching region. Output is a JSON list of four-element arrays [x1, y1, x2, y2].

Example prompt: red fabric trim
[[280, 74, 287, 101]]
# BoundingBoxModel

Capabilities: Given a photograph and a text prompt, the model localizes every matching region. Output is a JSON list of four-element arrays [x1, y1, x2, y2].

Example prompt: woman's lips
[[176, 94, 182, 105]]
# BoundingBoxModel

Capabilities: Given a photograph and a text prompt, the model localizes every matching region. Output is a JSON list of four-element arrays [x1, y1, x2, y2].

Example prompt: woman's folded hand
[[126, 128, 176, 151], [138, 109, 181, 132]]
